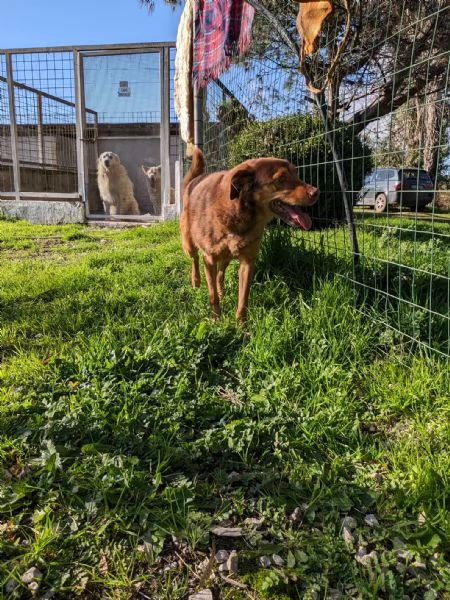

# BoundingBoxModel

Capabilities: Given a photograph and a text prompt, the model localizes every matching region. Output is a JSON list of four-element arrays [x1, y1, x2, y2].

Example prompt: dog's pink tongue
[[290, 208, 313, 230]]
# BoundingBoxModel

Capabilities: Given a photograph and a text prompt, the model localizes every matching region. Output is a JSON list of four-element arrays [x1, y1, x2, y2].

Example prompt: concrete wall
[[0, 200, 85, 224]]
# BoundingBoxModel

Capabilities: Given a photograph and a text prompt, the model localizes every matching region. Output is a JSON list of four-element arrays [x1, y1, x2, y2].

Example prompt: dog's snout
[[104, 159, 110, 167]]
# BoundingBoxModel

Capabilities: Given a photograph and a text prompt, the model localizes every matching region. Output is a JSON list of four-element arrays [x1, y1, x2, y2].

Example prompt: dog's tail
[[182, 146, 205, 192]]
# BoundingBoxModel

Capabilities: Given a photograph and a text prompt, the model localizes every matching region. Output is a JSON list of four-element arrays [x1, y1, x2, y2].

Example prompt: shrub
[[227, 113, 372, 225]]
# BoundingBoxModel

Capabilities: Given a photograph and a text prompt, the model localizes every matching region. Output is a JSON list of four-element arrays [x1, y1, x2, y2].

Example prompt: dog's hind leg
[[180, 213, 200, 288], [203, 257, 221, 319], [183, 243, 201, 288], [216, 259, 231, 300], [182, 241, 200, 288], [191, 250, 201, 288], [128, 200, 140, 215]]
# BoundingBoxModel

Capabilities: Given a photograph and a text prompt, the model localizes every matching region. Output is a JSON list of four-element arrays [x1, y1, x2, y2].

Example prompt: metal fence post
[[74, 50, 88, 218], [5, 52, 21, 200], [160, 46, 171, 219], [36, 94, 44, 165], [314, 93, 360, 267], [194, 86, 204, 149]]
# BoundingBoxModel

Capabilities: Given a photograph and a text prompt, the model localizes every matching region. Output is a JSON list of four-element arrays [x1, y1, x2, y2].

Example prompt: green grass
[[0, 217, 449, 599]]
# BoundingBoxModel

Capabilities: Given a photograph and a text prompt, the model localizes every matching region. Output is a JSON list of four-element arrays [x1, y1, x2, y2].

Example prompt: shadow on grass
[[256, 225, 449, 355], [254, 224, 351, 296]]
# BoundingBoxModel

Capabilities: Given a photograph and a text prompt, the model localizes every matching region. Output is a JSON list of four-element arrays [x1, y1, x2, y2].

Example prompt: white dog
[[141, 164, 175, 211], [97, 152, 140, 215]]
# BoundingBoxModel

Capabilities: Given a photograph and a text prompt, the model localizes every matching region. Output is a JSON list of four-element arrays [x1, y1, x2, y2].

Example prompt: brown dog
[[180, 148, 318, 321]]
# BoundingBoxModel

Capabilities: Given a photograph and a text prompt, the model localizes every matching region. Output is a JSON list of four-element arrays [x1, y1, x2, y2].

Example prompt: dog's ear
[[229, 168, 254, 200]]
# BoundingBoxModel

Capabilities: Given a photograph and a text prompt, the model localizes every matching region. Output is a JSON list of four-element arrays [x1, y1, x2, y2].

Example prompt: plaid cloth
[[193, 0, 255, 89]]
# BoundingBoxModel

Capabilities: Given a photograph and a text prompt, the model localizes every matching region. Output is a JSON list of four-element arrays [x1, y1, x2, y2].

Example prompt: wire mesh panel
[[1, 44, 178, 221], [5, 52, 79, 195], [201, 0, 450, 359], [169, 46, 180, 211], [12, 52, 75, 103], [0, 53, 14, 193], [83, 52, 161, 125]]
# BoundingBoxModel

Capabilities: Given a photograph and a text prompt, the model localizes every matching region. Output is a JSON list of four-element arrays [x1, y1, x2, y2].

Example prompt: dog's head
[[226, 158, 318, 230], [141, 165, 161, 191], [98, 152, 120, 171]]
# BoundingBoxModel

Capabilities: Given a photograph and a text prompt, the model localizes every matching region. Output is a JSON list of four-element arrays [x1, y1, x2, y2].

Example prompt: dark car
[[355, 167, 435, 212]]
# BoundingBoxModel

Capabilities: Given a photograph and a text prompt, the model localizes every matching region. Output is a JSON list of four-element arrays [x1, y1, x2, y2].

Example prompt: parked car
[[355, 167, 435, 212]]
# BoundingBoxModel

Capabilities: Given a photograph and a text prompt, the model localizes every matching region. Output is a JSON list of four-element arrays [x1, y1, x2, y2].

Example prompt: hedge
[[227, 113, 372, 225]]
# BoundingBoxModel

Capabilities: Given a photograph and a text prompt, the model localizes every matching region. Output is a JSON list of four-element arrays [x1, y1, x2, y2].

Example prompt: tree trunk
[[421, 86, 440, 178]]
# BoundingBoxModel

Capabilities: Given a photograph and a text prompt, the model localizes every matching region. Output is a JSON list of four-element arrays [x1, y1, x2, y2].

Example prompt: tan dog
[[141, 165, 175, 208], [180, 148, 318, 321], [97, 152, 140, 216]]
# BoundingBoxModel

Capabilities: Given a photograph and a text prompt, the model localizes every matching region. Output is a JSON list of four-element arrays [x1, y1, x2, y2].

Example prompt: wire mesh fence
[[0, 54, 14, 193], [0, 51, 92, 197], [201, 0, 450, 360]]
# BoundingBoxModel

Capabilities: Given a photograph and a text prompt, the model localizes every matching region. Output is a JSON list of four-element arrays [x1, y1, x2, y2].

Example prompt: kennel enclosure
[[0, 43, 180, 224]]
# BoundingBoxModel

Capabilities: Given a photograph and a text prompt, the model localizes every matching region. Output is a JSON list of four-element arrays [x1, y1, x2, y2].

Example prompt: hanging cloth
[[192, 0, 255, 89], [174, 0, 195, 146]]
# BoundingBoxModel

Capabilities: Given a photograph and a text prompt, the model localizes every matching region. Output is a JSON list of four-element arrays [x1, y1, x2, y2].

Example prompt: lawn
[[0, 216, 449, 599]]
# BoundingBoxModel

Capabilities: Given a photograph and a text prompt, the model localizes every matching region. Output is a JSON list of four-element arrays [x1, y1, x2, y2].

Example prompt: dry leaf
[[98, 552, 108, 577]]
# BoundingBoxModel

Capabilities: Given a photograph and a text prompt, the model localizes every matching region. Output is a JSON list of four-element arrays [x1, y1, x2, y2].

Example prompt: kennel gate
[[0, 43, 180, 224]]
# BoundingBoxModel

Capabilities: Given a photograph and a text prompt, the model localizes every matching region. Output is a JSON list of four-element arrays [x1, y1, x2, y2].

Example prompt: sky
[[0, 0, 183, 124], [84, 52, 162, 123], [0, 0, 183, 49]]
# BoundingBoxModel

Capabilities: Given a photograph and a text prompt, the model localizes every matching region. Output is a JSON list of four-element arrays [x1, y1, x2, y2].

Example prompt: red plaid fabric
[[193, 0, 255, 89]]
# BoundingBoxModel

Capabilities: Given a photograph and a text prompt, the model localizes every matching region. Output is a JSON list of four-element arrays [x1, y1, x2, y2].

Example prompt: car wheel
[[374, 193, 387, 213]]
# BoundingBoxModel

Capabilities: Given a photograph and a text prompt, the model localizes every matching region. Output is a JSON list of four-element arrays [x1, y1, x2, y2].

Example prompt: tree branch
[[350, 80, 423, 134], [245, 0, 300, 57]]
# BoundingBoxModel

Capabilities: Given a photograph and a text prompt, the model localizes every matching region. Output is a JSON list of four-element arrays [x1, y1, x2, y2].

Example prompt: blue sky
[[0, 0, 182, 49], [84, 52, 162, 123]]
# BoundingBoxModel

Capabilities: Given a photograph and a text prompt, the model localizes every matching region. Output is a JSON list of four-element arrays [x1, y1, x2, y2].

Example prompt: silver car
[[355, 167, 434, 212]]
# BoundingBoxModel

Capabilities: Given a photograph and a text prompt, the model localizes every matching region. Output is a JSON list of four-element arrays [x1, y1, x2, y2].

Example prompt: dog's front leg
[[216, 259, 231, 300], [236, 259, 255, 322], [203, 258, 221, 319], [109, 203, 119, 216]]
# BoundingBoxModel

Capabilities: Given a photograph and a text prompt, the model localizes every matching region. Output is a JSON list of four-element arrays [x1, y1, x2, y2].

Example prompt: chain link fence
[[200, 0, 450, 360]]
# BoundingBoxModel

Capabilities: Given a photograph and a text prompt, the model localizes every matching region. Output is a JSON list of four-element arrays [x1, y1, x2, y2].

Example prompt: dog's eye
[[274, 174, 287, 186]]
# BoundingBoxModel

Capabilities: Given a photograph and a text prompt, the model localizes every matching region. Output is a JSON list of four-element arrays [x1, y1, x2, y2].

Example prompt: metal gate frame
[[76, 44, 175, 221], [0, 42, 177, 223]]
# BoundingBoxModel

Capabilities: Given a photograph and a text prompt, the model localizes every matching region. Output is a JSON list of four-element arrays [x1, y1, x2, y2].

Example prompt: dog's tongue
[[287, 206, 313, 230]]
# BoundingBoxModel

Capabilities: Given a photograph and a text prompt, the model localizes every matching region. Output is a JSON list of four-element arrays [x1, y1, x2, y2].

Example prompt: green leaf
[[195, 321, 208, 341], [287, 550, 296, 568], [295, 550, 308, 564]]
